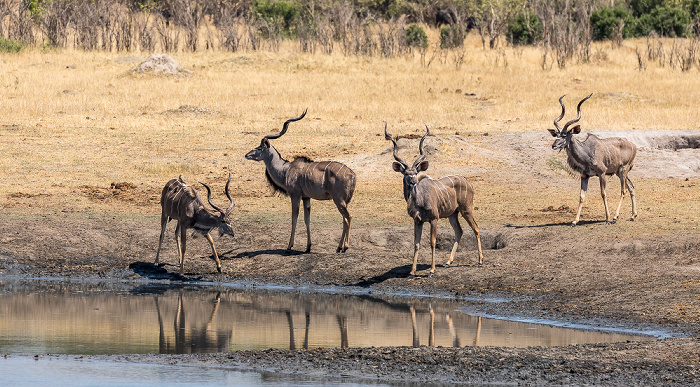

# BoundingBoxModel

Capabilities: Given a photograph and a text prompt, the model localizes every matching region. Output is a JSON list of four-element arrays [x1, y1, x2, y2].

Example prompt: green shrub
[[0, 37, 24, 53], [651, 6, 691, 36], [404, 23, 427, 49], [507, 11, 543, 45], [633, 6, 691, 37], [590, 6, 634, 41], [254, 0, 299, 35], [629, 0, 664, 17], [440, 25, 465, 49]]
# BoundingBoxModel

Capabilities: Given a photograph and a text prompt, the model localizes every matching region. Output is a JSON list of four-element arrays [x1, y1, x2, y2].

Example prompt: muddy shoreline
[[1, 214, 699, 385]]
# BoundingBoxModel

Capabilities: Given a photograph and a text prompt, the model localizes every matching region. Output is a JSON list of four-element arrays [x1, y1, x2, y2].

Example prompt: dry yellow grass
[[0, 33, 698, 231]]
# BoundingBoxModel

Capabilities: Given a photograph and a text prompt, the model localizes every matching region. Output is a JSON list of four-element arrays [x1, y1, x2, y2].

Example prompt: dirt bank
[[0, 213, 699, 385]]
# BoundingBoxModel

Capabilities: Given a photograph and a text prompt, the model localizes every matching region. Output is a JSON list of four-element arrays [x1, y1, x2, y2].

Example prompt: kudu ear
[[262, 138, 271, 148], [416, 160, 429, 172], [571, 125, 581, 134], [392, 162, 405, 173], [547, 129, 559, 137]]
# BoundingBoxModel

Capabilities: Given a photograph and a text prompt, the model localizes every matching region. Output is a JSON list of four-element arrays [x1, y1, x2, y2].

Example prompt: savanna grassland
[[1, 34, 699, 227], [1, 32, 700, 384]]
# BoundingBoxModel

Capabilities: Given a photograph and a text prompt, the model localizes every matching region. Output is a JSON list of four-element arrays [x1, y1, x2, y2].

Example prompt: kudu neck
[[263, 144, 290, 184]]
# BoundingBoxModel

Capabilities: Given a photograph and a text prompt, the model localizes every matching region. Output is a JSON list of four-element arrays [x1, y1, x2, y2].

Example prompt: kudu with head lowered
[[386, 125, 483, 277], [548, 94, 638, 226], [245, 110, 356, 253], [155, 175, 235, 273]]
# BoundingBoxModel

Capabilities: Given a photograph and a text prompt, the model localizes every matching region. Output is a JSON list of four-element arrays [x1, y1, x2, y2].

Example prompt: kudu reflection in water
[[153, 292, 232, 354], [285, 309, 349, 350], [409, 304, 482, 348]]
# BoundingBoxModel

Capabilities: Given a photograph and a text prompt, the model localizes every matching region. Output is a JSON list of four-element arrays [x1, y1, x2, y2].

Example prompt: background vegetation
[[1, 0, 699, 68]]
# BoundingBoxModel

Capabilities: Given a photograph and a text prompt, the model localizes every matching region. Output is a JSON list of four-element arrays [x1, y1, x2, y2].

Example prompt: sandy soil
[[1, 130, 699, 385]]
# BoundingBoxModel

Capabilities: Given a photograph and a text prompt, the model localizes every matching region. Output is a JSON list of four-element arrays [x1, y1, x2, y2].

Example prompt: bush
[[590, 6, 634, 41], [629, 0, 664, 17], [254, 0, 299, 35], [634, 6, 691, 37], [651, 6, 691, 36], [404, 23, 427, 49], [0, 37, 24, 53], [440, 25, 465, 49], [507, 11, 543, 45]]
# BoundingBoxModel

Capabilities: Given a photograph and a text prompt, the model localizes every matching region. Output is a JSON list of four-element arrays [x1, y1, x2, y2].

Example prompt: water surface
[[0, 279, 652, 355]]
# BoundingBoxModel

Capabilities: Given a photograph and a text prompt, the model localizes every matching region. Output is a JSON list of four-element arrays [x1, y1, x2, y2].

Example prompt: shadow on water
[[353, 264, 433, 287], [128, 261, 201, 282]]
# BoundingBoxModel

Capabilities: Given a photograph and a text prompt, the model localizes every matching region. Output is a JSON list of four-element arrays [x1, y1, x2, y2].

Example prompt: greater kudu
[[155, 175, 235, 273], [245, 110, 356, 252], [386, 125, 484, 277], [548, 94, 638, 226]]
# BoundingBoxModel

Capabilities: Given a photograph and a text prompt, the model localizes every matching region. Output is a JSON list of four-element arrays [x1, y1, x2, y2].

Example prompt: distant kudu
[[155, 175, 235, 273], [386, 125, 483, 277], [548, 94, 638, 226], [245, 110, 356, 253]]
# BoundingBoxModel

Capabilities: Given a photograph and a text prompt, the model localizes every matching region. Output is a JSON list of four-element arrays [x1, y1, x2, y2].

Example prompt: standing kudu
[[245, 110, 356, 252], [155, 175, 235, 273], [386, 125, 483, 277], [548, 94, 638, 226]]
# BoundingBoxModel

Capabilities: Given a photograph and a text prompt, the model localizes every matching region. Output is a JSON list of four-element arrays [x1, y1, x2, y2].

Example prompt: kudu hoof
[[428, 272, 434, 278], [443, 263, 450, 268], [605, 221, 612, 225], [570, 222, 577, 227], [628, 217, 635, 222]]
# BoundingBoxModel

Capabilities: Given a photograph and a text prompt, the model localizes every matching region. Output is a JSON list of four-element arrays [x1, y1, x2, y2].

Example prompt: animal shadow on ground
[[505, 219, 607, 229], [352, 264, 432, 287], [128, 261, 201, 281], [232, 248, 305, 259]]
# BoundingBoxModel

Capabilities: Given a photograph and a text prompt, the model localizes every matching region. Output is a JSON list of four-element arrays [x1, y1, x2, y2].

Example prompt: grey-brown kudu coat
[[386, 125, 483, 277], [548, 94, 638, 226], [245, 110, 356, 253], [155, 175, 235, 273]]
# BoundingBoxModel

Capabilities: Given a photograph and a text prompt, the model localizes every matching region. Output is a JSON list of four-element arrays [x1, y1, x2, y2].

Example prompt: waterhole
[[0, 279, 653, 355]]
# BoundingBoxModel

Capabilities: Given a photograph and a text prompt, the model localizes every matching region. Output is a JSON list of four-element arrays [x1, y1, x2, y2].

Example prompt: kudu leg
[[599, 175, 612, 224], [177, 224, 187, 274], [411, 221, 423, 276], [302, 197, 312, 253], [572, 177, 589, 226], [626, 177, 638, 221], [155, 213, 168, 265], [429, 219, 438, 276], [288, 197, 301, 250], [204, 233, 222, 273], [333, 198, 352, 253], [613, 171, 627, 223], [446, 213, 463, 268], [462, 210, 483, 266]]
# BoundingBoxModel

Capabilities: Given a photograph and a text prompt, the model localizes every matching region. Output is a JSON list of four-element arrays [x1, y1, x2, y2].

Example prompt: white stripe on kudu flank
[[321, 162, 330, 186]]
